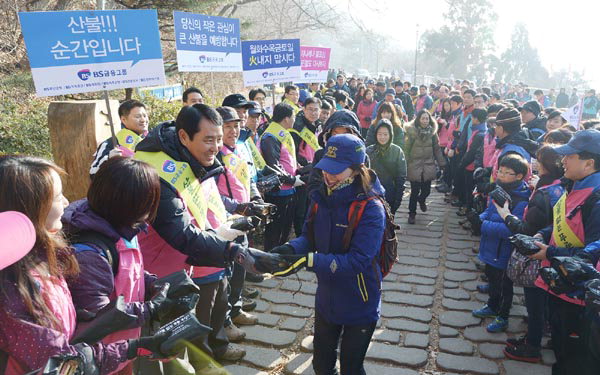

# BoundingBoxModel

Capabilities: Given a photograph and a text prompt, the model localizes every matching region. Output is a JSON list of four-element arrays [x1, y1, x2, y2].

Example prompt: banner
[[242, 39, 301, 86], [295, 46, 331, 83], [19, 10, 165, 97], [173, 11, 241, 72], [562, 98, 584, 129]]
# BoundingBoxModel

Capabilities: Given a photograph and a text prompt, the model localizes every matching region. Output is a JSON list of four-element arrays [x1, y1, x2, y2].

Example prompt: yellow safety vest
[[282, 98, 301, 115], [244, 137, 266, 170], [263, 121, 296, 162], [551, 192, 585, 248], [116, 128, 143, 154], [290, 126, 321, 153], [221, 149, 251, 193]]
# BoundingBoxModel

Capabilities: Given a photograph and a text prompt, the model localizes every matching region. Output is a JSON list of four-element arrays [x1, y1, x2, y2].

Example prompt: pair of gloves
[[269, 244, 313, 277], [229, 243, 313, 277]]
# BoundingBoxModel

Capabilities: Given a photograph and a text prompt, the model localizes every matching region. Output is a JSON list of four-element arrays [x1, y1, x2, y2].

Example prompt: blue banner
[[19, 10, 165, 96], [241, 39, 301, 86]]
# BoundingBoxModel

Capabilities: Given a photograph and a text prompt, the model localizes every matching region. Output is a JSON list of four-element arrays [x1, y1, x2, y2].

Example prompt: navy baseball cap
[[385, 88, 396, 96], [553, 129, 600, 155], [222, 94, 253, 108], [315, 134, 366, 174], [247, 101, 262, 116]]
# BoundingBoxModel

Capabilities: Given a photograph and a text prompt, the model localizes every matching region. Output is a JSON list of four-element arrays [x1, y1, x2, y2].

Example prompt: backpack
[[69, 231, 120, 276], [307, 195, 399, 278]]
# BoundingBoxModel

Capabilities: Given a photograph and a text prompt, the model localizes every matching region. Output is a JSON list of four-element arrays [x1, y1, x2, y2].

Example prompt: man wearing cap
[[222, 93, 254, 128], [415, 85, 433, 113], [394, 80, 415, 121], [269, 133, 386, 375], [260, 102, 305, 250], [519, 100, 547, 140], [530, 129, 600, 375], [374, 81, 387, 102]]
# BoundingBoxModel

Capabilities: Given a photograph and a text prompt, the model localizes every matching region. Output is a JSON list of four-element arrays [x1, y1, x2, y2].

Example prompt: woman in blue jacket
[[271, 134, 386, 375]]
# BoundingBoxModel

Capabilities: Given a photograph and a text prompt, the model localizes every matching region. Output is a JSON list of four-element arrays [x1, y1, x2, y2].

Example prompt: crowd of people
[[1, 71, 600, 375]]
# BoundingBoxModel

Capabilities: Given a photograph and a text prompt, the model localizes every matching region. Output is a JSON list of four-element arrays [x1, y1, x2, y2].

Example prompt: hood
[[373, 119, 394, 148], [324, 109, 360, 133], [496, 129, 539, 155], [525, 116, 547, 132], [136, 121, 224, 182], [62, 199, 140, 242]]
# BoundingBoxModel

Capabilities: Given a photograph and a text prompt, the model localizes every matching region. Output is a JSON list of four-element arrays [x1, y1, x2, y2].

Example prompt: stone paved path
[[222, 190, 554, 375]]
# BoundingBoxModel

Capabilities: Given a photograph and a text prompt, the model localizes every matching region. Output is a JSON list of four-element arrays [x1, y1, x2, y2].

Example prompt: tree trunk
[[125, 88, 133, 101]]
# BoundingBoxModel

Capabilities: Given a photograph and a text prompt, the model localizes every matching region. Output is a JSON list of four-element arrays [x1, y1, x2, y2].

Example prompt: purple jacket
[[62, 199, 156, 325], [0, 274, 129, 374]]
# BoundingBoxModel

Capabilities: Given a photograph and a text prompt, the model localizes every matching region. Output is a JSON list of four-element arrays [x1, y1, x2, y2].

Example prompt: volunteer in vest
[[451, 89, 475, 210], [90, 100, 149, 177], [134, 104, 285, 365], [63, 157, 188, 375], [282, 85, 301, 115], [269, 134, 386, 375], [0, 155, 171, 375], [260, 102, 305, 250], [291, 97, 322, 237], [530, 129, 600, 375], [215, 106, 264, 338]]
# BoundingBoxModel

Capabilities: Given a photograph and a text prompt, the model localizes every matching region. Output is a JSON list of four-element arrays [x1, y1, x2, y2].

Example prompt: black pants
[[294, 186, 309, 238], [451, 155, 465, 203], [408, 181, 431, 214], [582, 308, 600, 375], [312, 312, 377, 375], [226, 263, 245, 325], [442, 155, 452, 187], [548, 294, 585, 375], [485, 264, 513, 319], [264, 193, 296, 251], [523, 286, 547, 347], [189, 278, 230, 367], [464, 169, 475, 210]]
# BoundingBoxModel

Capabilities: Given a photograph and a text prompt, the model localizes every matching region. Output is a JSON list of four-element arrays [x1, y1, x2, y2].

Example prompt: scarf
[[327, 175, 355, 195]]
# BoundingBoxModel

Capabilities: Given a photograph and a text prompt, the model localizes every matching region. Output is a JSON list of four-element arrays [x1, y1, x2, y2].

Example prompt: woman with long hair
[[356, 88, 377, 138], [405, 109, 446, 224], [270, 134, 387, 374], [366, 101, 405, 149], [0, 155, 169, 375]]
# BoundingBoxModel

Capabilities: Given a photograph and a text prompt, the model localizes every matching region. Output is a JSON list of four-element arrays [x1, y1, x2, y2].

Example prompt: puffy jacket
[[405, 121, 446, 182], [366, 120, 407, 212], [524, 116, 547, 140], [134, 121, 239, 270], [357, 99, 377, 129], [289, 175, 386, 325], [478, 181, 531, 269], [365, 121, 405, 150]]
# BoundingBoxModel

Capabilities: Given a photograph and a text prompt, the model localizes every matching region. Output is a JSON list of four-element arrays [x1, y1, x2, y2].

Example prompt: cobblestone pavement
[[222, 190, 554, 375]]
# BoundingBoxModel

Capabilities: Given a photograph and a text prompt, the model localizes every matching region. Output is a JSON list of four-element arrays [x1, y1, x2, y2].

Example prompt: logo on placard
[[199, 55, 207, 63], [304, 72, 310, 78], [77, 69, 92, 81], [162, 160, 177, 173], [262, 71, 269, 79], [278, 130, 285, 137], [229, 158, 237, 166], [125, 135, 134, 144]]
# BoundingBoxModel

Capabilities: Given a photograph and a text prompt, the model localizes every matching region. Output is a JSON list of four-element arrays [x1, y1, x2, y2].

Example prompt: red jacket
[[357, 99, 377, 129]]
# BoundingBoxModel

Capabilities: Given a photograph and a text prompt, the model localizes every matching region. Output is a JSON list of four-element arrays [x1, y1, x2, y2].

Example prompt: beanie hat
[[495, 108, 522, 134]]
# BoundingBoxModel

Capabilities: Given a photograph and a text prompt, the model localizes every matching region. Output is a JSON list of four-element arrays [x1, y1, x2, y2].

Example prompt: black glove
[[550, 256, 600, 285], [272, 254, 309, 277], [230, 216, 261, 231], [146, 283, 170, 320], [234, 247, 288, 274], [509, 234, 542, 256], [251, 195, 264, 203], [270, 244, 295, 256], [280, 174, 297, 186], [154, 270, 201, 299], [71, 296, 138, 344], [257, 173, 282, 194], [539, 267, 575, 295], [296, 164, 312, 176], [127, 331, 172, 359]]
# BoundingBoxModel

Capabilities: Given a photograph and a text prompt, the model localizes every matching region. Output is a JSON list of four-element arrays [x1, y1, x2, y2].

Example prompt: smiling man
[[89, 99, 149, 177]]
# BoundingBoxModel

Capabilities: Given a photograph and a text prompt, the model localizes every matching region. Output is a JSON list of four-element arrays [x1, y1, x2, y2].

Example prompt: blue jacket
[[478, 181, 531, 269], [289, 175, 386, 325]]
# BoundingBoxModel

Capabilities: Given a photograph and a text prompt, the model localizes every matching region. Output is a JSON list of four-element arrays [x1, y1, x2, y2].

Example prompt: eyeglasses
[[497, 170, 516, 177]]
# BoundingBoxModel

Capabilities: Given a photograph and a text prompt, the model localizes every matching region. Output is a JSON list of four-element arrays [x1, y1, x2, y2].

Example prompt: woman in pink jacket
[[357, 88, 377, 138]]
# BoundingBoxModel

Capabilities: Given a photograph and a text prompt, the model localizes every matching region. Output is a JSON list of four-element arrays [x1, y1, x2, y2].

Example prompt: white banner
[[242, 66, 301, 87], [562, 98, 584, 129]]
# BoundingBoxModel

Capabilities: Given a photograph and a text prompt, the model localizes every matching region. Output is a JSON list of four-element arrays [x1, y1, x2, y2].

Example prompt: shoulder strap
[[342, 197, 376, 250], [70, 231, 119, 276]]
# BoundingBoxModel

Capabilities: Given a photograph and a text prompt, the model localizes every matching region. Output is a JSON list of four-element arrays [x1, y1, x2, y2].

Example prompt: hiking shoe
[[408, 213, 416, 224], [224, 323, 246, 342], [472, 305, 497, 318], [503, 342, 541, 363], [419, 201, 427, 212], [241, 297, 257, 312], [242, 287, 260, 299], [462, 222, 472, 230], [245, 273, 264, 283], [476, 284, 490, 294], [487, 316, 509, 332], [459, 218, 469, 225], [456, 207, 468, 216], [506, 335, 527, 347], [232, 310, 258, 325], [451, 200, 463, 207], [218, 345, 246, 361]]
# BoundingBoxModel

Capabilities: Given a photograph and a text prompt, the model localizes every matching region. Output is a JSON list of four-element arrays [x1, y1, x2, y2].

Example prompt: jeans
[[548, 294, 585, 375], [485, 264, 513, 319], [408, 180, 431, 214], [312, 312, 377, 375], [523, 286, 547, 347], [225, 262, 245, 325], [264, 193, 296, 251]]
